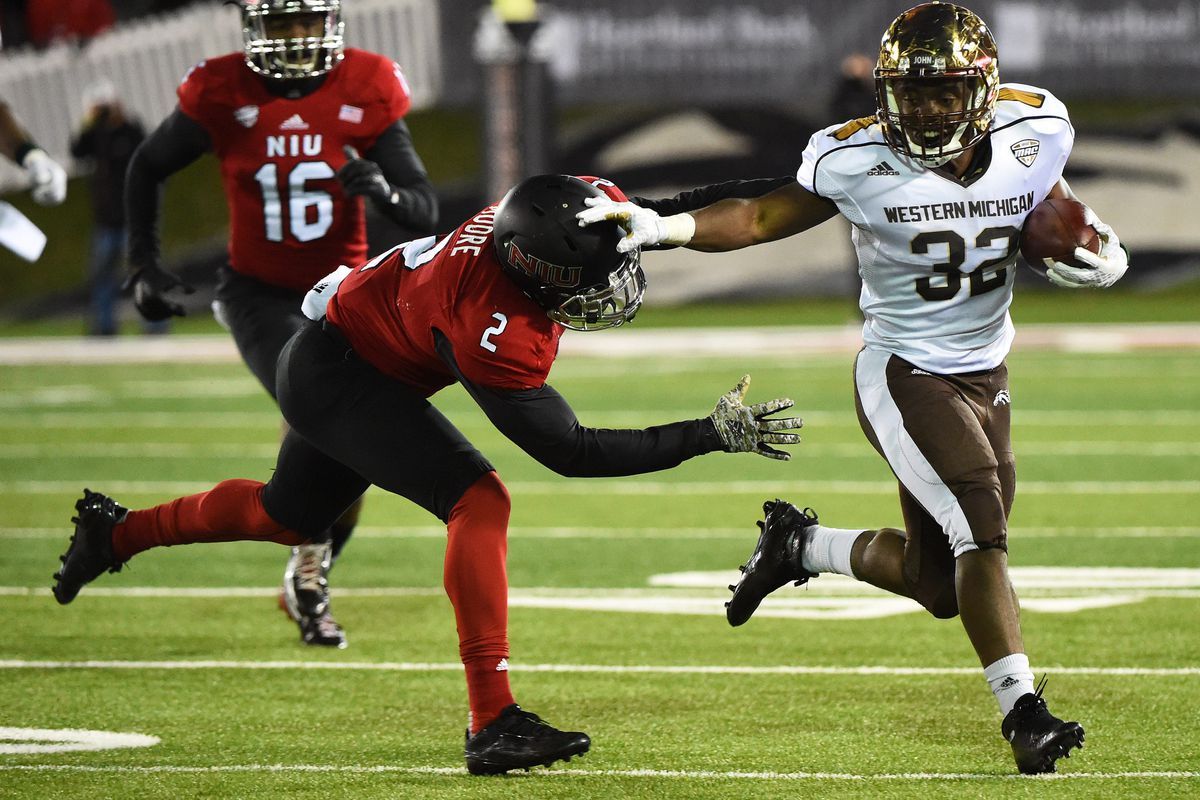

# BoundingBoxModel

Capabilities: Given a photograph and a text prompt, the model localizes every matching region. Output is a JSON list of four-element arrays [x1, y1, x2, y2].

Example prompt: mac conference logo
[[1010, 139, 1040, 167]]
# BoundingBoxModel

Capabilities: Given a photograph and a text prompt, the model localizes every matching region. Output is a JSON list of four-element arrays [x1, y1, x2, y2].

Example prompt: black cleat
[[53, 489, 127, 605], [725, 499, 818, 627], [1001, 679, 1084, 774], [280, 541, 347, 648], [464, 704, 590, 775]]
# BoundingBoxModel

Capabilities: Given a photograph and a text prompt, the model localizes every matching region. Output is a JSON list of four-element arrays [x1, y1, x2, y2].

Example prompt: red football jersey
[[177, 49, 412, 292], [325, 178, 627, 395]]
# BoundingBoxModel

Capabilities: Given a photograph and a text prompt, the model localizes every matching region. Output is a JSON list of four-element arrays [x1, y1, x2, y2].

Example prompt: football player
[[124, 0, 438, 648], [52, 174, 803, 774], [578, 2, 1127, 775]]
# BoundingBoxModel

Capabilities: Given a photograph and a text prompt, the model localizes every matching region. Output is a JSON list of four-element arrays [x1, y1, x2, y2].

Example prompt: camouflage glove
[[708, 374, 802, 460]]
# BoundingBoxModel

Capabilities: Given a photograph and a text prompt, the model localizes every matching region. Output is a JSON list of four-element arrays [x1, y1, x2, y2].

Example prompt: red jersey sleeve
[[450, 304, 563, 392], [341, 50, 413, 148], [176, 60, 215, 128]]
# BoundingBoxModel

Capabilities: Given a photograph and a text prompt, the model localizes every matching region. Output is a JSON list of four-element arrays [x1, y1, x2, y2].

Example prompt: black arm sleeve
[[125, 108, 211, 270], [630, 176, 795, 216], [434, 331, 724, 477], [363, 119, 438, 234]]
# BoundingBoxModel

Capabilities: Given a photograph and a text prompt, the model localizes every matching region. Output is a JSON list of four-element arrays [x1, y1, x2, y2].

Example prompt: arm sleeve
[[363, 118, 438, 234], [124, 108, 210, 270], [435, 331, 723, 477], [630, 177, 795, 215]]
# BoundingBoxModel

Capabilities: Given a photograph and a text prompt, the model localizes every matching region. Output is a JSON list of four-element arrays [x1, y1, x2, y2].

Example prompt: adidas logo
[[993, 389, 1011, 407], [866, 160, 900, 176], [279, 114, 309, 131], [495, 658, 509, 672], [910, 368, 932, 376], [998, 676, 1020, 690]]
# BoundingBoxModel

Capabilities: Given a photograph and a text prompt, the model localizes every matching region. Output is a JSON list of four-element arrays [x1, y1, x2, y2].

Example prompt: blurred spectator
[[27, 0, 115, 48], [70, 80, 155, 336], [828, 52, 877, 124]]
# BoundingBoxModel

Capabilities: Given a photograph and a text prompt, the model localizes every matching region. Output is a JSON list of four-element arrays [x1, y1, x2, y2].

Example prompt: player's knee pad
[[950, 484, 1008, 557]]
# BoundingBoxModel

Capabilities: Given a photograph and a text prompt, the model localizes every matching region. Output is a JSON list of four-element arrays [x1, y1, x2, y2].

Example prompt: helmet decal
[[505, 241, 583, 289]]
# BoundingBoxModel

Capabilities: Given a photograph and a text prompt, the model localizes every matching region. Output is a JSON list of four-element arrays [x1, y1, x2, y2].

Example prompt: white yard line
[[2, 323, 1199, 365], [4, 525, 1197, 540], [4, 441, 1199, 458], [3, 479, 1197, 495], [1, 409, 1199, 428], [0, 659, 1196, 676], [0, 763, 1195, 781]]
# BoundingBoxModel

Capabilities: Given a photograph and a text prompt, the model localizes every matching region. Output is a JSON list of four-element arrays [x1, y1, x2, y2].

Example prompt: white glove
[[576, 196, 694, 253], [1043, 207, 1127, 289], [22, 148, 68, 206], [707, 374, 802, 461]]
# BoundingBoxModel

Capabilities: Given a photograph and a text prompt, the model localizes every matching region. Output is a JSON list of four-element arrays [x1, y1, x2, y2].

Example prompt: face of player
[[263, 12, 326, 42], [893, 78, 972, 149]]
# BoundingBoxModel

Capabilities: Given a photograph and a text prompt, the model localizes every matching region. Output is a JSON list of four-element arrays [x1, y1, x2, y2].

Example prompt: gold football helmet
[[241, 0, 344, 80], [874, 2, 999, 167]]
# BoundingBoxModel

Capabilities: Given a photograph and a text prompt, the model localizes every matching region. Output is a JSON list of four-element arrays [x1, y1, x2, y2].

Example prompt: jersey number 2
[[254, 162, 335, 243], [480, 313, 508, 353], [913, 226, 1019, 301]]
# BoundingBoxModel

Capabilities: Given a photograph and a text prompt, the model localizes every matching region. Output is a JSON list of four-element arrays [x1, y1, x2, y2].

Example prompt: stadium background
[[0, 0, 1196, 321]]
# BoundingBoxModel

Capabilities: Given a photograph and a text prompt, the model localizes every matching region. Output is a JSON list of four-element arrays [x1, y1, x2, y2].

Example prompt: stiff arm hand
[[576, 196, 695, 253], [707, 375, 802, 460]]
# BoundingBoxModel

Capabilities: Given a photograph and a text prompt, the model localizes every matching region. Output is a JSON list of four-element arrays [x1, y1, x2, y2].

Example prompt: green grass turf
[[0, 341, 1198, 798]]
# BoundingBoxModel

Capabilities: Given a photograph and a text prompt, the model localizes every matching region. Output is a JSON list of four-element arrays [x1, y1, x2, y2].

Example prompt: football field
[[1, 324, 1198, 799]]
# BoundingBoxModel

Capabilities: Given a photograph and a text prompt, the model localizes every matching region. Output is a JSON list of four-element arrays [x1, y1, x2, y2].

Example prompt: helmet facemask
[[877, 71, 993, 167], [241, 0, 344, 80], [546, 250, 646, 332], [874, 3, 999, 168]]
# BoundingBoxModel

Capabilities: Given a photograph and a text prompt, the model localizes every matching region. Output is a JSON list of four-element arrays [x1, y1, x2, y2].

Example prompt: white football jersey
[[797, 83, 1073, 373]]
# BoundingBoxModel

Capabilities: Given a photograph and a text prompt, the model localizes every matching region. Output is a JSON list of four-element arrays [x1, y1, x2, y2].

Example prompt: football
[[1019, 197, 1102, 275]]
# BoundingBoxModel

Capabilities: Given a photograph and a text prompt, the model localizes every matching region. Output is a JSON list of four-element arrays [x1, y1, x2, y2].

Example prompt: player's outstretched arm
[[436, 332, 801, 476], [124, 108, 208, 321], [577, 181, 836, 254], [1040, 179, 1128, 289], [0, 100, 67, 206]]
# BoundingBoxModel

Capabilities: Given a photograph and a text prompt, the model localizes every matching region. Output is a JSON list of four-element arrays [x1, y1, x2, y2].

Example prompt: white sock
[[800, 525, 862, 578], [984, 653, 1035, 716]]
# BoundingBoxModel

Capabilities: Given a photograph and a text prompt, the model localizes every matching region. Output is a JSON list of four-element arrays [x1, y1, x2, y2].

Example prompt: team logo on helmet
[[1010, 139, 1040, 167], [506, 241, 582, 289]]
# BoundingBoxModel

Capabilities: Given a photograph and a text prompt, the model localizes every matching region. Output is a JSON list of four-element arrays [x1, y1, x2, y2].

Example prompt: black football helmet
[[493, 175, 646, 331], [240, 0, 344, 80], [875, 2, 999, 167]]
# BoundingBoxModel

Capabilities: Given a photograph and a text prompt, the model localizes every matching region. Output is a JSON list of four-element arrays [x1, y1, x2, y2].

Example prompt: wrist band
[[661, 213, 696, 246]]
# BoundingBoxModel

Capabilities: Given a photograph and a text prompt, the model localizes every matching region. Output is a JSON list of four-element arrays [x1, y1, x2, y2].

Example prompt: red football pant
[[112, 479, 305, 562], [445, 471, 515, 734]]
